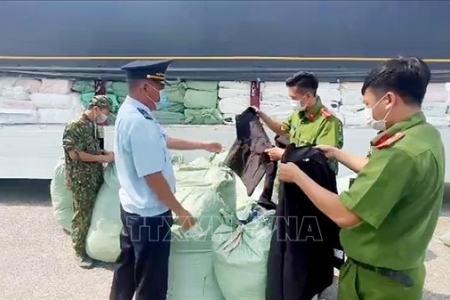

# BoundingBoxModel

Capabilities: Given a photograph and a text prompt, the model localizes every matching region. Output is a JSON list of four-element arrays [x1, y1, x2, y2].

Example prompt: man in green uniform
[[252, 71, 343, 173], [62, 95, 115, 269], [277, 57, 445, 299]]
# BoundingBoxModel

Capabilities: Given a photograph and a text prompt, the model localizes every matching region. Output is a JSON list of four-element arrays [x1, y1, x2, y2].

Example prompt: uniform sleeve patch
[[374, 132, 405, 149]]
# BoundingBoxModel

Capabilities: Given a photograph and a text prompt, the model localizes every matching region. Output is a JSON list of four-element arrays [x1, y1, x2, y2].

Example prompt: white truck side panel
[[1, 125, 450, 181]]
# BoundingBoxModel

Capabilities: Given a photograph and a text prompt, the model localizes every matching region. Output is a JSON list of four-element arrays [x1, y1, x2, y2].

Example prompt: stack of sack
[[422, 83, 450, 127], [315, 82, 345, 122], [183, 81, 223, 125], [260, 81, 292, 121], [0, 77, 39, 124], [339, 82, 450, 128], [217, 81, 251, 124], [30, 79, 85, 124], [153, 80, 187, 124], [52, 153, 268, 300], [0, 77, 84, 125], [72, 80, 123, 119], [166, 156, 236, 300], [72, 79, 188, 125]]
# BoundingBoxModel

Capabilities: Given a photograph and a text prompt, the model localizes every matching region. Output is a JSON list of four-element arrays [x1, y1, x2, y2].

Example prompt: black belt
[[347, 258, 414, 288]]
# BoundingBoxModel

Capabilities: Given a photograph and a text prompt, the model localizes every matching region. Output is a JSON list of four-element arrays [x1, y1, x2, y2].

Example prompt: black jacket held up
[[266, 144, 345, 300]]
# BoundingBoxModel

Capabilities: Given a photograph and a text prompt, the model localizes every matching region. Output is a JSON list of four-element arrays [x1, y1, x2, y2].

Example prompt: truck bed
[[2, 125, 450, 181]]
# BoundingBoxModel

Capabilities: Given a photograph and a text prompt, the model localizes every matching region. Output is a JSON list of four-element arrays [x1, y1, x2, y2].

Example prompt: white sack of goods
[[259, 97, 292, 121], [262, 82, 289, 99], [0, 97, 37, 111], [339, 82, 363, 106], [218, 97, 251, 115], [0, 108, 39, 125], [39, 78, 73, 94], [30, 92, 83, 109], [260, 82, 292, 120], [420, 83, 450, 119], [340, 116, 365, 128], [218, 88, 250, 99], [1, 86, 31, 100], [424, 83, 448, 103], [425, 117, 450, 127], [15, 78, 42, 94], [0, 97, 38, 124], [316, 83, 341, 103], [421, 103, 450, 118], [0, 77, 17, 90], [37, 108, 82, 124]]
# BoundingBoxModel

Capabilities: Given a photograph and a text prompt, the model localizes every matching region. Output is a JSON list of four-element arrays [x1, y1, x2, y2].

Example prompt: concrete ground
[[0, 179, 449, 300]]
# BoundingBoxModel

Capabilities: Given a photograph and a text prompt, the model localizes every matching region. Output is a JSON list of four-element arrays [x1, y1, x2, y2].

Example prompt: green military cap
[[89, 95, 112, 110]]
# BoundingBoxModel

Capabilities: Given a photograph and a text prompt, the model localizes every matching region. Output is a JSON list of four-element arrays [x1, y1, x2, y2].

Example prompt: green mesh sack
[[50, 158, 74, 232], [184, 108, 223, 124], [85, 163, 121, 262], [212, 205, 275, 300], [165, 80, 187, 104], [184, 89, 219, 109]]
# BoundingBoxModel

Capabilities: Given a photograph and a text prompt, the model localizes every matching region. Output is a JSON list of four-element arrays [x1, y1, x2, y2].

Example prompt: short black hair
[[286, 71, 319, 95], [415, 56, 431, 86], [361, 57, 430, 106]]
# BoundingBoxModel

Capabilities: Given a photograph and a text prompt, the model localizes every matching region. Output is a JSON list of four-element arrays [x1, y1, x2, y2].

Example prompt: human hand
[[315, 145, 339, 159], [202, 142, 223, 153], [250, 106, 259, 114], [176, 208, 197, 230], [278, 162, 301, 183], [264, 147, 284, 161], [101, 151, 115, 163]]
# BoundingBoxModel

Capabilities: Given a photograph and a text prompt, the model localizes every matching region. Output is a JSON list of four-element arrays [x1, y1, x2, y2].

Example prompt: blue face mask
[[156, 90, 169, 110]]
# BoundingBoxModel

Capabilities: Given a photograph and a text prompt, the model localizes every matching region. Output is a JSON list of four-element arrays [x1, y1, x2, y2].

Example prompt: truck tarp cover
[[1, 1, 450, 81]]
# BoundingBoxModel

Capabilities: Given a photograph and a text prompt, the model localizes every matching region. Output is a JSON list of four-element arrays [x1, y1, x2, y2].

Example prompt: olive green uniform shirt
[[281, 99, 344, 173], [62, 114, 104, 189], [339, 112, 445, 270]]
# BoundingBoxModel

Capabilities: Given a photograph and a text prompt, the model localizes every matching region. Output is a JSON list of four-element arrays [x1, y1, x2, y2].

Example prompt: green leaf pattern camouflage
[[62, 115, 104, 257]]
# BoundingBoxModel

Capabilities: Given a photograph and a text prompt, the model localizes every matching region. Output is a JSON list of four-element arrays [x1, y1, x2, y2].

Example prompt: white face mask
[[290, 95, 308, 112], [96, 113, 108, 124], [94, 109, 108, 124], [364, 95, 391, 131]]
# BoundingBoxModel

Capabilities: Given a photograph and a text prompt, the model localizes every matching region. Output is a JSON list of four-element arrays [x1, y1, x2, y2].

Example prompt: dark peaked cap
[[120, 60, 173, 84]]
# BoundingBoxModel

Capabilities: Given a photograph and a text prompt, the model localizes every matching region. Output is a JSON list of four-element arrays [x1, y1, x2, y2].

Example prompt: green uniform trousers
[[338, 259, 425, 300], [71, 182, 102, 257]]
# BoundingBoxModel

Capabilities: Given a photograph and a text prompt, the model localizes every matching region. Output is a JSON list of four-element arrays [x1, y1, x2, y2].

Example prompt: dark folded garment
[[223, 108, 273, 196]]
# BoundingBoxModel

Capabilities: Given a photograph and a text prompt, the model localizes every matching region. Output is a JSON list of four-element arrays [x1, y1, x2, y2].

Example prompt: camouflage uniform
[[62, 95, 111, 257]]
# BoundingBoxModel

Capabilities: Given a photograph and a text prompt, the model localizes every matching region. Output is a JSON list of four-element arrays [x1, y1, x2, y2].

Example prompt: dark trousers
[[109, 207, 173, 300]]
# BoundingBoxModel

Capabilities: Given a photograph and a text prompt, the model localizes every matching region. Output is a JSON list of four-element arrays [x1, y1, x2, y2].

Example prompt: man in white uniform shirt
[[109, 60, 222, 300]]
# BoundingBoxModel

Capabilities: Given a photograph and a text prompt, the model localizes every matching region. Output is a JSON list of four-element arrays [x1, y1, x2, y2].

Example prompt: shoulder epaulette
[[374, 132, 405, 149], [137, 108, 153, 120], [320, 107, 333, 119]]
